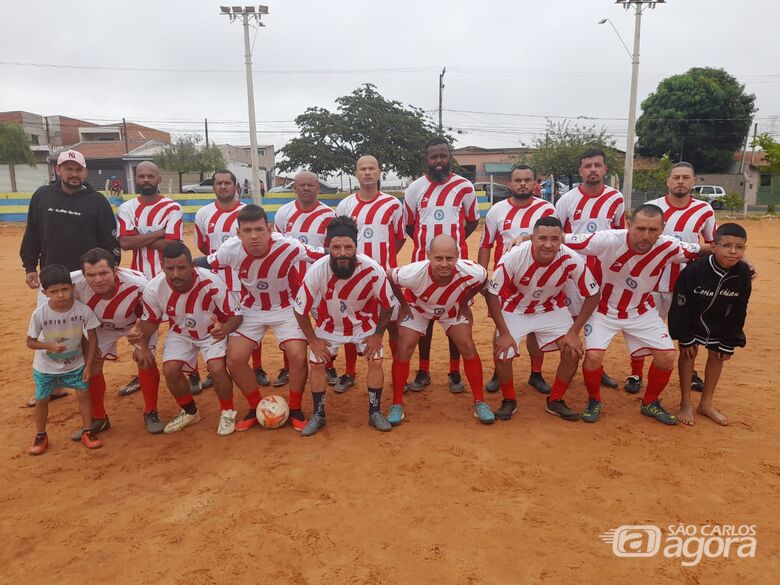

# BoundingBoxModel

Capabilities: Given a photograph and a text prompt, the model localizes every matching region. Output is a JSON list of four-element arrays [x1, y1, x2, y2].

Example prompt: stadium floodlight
[[244, 5, 255, 12], [258, 5, 269, 14], [232, 6, 244, 13], [220, 6, 231, 14]]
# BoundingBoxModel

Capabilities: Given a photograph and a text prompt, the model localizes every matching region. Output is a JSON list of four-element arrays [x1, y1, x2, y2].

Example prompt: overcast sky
[[2, 0, 778, 157]]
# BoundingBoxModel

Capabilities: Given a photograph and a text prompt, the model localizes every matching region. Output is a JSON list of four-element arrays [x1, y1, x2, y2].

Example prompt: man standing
[[334, 155, 405, 393], [293, 217, 396, 436], [555, 148, 625, 389], [135, 243, 242, 435], [403, 137, 479, 393], [478, 164, 556, 394]]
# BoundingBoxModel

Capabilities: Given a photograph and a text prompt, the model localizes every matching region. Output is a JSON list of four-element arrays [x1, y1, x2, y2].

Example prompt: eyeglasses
[[715, 243, 747, 252]]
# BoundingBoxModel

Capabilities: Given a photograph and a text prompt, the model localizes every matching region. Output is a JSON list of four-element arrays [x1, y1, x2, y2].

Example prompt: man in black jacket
[[669, 223, 751, 427], [20, 149, 120, 290]]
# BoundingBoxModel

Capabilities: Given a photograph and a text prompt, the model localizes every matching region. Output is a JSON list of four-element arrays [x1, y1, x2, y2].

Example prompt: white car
[[181, 178, 214, 193], [692, 185, 726, 209]]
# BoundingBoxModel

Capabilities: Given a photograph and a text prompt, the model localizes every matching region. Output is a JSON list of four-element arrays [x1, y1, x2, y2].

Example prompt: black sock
[[368, 387, 382, 415], [182, 400, 197, 415], [242, 409, 256, 420], [37, 431, 47, 437], [312, 391, 325, 417], [290, 409, 304, 421]]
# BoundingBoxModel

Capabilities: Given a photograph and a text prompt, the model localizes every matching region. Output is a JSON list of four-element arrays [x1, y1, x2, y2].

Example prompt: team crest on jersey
[[626, 277, 638, 289], [586, 221, 597, 233], [584, 323, 592, 336], [256, 280, 269, 290], [339, 301, 347, 313], [433, 209, 445, 221], [222, 234, 231, 242], [184, 317, 197, 329], [363, 228, 374, 239], [298, 235, 308, 244], [532, 290, 543, 299]]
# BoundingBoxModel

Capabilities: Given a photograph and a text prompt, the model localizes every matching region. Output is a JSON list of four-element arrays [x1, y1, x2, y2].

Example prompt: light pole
[[600, 0, 665, 211], [438, 67, 446, 133], [220, 5, 269, 205]]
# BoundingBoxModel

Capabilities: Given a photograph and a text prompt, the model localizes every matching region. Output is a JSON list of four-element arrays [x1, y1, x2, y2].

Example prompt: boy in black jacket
[[669, 223, 751, 426]]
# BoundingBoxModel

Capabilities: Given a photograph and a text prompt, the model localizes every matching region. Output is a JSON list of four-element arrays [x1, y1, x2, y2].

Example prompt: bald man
[[386, 235, 495, 425], [334, 155, 406, 393]]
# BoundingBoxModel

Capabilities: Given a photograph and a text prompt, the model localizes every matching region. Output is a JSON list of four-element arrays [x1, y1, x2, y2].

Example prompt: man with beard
[[478, 164, 556, 395], [555, 149, 625, 390], [135, 242, 243, 435], [403, 137, 479, 394], [293, 216, 396, 436]]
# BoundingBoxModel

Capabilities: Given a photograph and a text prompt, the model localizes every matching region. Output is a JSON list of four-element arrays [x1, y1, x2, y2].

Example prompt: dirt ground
[[0, 220, 778, 585]]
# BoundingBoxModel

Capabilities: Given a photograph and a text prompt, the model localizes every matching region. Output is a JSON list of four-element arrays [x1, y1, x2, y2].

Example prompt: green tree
[[529, 119, 623, 187], [632, 154, 674, 193], [636, 68, 756, 172], [279, 84, 442, 178], [156, 135, 224, 192], [0, 121, 35, 192], [752, 133, 780, 174]]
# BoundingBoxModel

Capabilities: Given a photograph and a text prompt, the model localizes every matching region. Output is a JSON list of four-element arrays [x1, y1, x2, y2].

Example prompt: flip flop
[[23, 391, 69, 408]]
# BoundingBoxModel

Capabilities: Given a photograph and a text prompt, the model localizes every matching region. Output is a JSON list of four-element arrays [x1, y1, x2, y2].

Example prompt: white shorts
[[498, 308, 573, 359], [97, 326, 158, 360], [652, 291, 672, 321], [584, 311, 674, 357], [308, 329, 383, 364], [563, 279, 584, 317], [163, 330, 227, 373], [399, 310, 469, 335], [230, 307, 305, 347]]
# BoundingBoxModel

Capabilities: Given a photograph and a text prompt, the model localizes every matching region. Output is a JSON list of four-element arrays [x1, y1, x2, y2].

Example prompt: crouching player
[[486, 217, 600, 421], [387, 234, 495, 426], [669, 223, 752, 426], [135, 243, 243, 435]]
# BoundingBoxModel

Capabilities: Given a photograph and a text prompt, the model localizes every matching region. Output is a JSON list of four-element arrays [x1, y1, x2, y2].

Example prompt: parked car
[[267, 180, 339, 194], [473, 181, 512, 204], [181, 178, 214, 193], [692, 185, 727, 209]]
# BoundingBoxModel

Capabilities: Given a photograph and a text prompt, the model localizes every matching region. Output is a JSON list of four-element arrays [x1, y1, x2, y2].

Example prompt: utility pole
[[221, 5, 269, 205], [438, 67, 446, 134], [204, 118, 210, 147], [122, 117, 130, 154]]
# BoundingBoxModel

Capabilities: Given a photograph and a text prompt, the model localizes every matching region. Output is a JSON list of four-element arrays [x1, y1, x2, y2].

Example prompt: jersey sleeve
[[273, 207, 286, 234], [554, 197, 570, 231], [668, 263, 697, 345], [116, 203, 137, 236], [208, 241, 241, 292], [390, 262, 421, 289], [293, 266, 321, 316], [570, 255, 599, 297], [208, 277, 241, 322], [669, 239, 701, 264], [193, 209, 210, 255], [141, 285, 163, 323], [701, 211, 717, 243], [27, 310, 42, 339], [461, 183, 479, 222], [391, 200, 406, 242], [403, 185, 420, 227], [335, 199, 348, 217], [372, 267, 395, 310], [563, 231, 610, 256], [487, 258, 512, 298], [82, 304, 102, 331], [480, 207, 498, 249], [164, 204, 183, 240], [611, 198, 626, 229]]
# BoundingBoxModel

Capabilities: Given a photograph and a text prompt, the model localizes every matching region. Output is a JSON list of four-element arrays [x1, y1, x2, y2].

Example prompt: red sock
[[345, 343, 358, 376], [449, 359, 460, 374], [245, 389, 262, 409], [289, 390, 303, 411], [643, 363, 673, 405], [583, 367, 603, 401], [283, 352, 289, 369], [549, 377, 570, 402], [138, 366, 160, 414], [175, 393, 194, 406], [462, 356, 484, 402], [419, 359, 430, 372], [251, 345, 262, 369], [530, 354, 544, 374], [631, 356, 645, 378], [219, 398, 234, 411], [500, 380, 516, 401], [392, 360, 410, 405], [88, 374, 107, 419], [389, 339, 397, 359]]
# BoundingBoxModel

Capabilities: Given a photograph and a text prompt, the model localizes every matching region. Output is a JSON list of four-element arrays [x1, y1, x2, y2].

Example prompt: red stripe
[[605, 198, 623, 227], [259, 242, 292, 278], [691, 210, 713, 237], [207, 208, 226, 234], [102, 285, 139, 320], [630, 240, 674, 277], [537, 256, 568, 286], [649, 248, 680, 277], [673, 206, 699, 232], [300, 207, 333, 232], [598, 282, 614, 314], [184, 280, 211, 313], [615, 289, 633, 319], [519, 201, 548, 228], [338, 267, 375, 299], [434, 178, 468, 207]]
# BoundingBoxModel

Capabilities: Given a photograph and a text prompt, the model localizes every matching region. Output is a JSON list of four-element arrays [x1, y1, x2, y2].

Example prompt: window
[[699, 186, 714, 195], [760, 174, 771, 187], [29, 134, 39, 145]]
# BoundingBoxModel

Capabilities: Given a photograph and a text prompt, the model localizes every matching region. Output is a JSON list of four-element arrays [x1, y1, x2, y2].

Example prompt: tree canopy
[[156, 135, 225, 191], [0, 122, 34, 165], [636, 67, 756, 172], [753, 133, 780, 174]]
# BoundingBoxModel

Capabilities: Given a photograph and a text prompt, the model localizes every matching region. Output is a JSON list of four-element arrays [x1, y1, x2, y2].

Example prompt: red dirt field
[[0, 220, 777, 585]]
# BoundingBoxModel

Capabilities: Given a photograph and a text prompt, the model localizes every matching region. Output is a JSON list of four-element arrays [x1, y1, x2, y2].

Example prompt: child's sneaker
[[29, 433, 48, 455], [81, 430, 103, 449]]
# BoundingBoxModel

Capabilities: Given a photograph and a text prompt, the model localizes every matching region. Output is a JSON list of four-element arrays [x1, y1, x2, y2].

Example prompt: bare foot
[[697, 405, 729, 426], [678, 404, 695, 426]]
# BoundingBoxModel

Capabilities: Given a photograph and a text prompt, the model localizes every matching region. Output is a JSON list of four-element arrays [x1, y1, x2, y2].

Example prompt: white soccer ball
[[255, 395, 290, 429]]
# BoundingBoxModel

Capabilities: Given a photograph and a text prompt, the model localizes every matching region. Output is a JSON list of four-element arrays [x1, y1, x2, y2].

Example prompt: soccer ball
[[256, 395, 290, 429]]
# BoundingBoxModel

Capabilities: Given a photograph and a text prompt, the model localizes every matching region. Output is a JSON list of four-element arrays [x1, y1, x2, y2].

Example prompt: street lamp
[[600, 0, 665, 211], [220, 5, 269, 205]]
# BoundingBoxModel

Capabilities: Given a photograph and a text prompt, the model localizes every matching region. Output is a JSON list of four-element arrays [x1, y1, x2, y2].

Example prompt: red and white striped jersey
[[555, 186, 625, 235], [273, 200, 335, 248], [71, 268, 148, 332], [487, 241, 598, 315], [208, 233, 324, 311], [390, 259, 487, 320], [293, 253, 395, 337], [564, 230, 700, 319], [141, 267, 241, 340], [193, 201, 246, 255], [117, 196, 183, 279], [335, 192, 405, 269], [480, 197, 556, 266], [645, 195, 717, 292], [403, 173, 479, 261]]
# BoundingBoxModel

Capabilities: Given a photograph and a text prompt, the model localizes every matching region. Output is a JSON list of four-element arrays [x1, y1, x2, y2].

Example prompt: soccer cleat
[[691, 371, 705, 392], [188, 373, 203, 395], [144, 411, 165, 434], [289, 411, 307, 432], [29, 434, 48, 455], [325, 367, 338, 386], [473, 401, 496, 424], [581, 399, 602, 423], [81, 430, 103, 449], [217, 409, 238, 436], [494, 399, 518, 421], [273, 368, 289, 387], [528, 372, 551, 395], [235, 410, 259, 431], [624, 375, 643, 395], [301, 413, 326, 436], [386, 404, 406, 426], [545, 399, 580, 421], [201, 375, 214, 390], [368, 411, 392, 432], [485, 373, 500, 393], [70, 417, 111, 441], [117, 376, 141, 396], [448, 371, 465, 394], [640, 400, 678, 425], [163, 409, 201, 433], [406, 370, 431, 393], [334, 373, 356, 394], [601, 372, 618, 389], [254, 368, 271, 387]]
